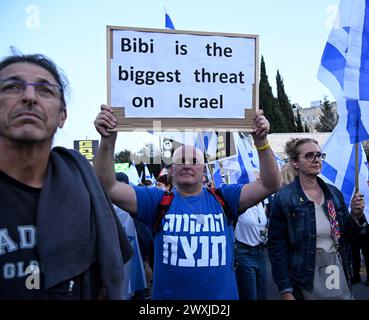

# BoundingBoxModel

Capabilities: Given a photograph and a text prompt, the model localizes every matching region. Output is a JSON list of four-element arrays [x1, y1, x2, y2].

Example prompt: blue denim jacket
[[267, 176, 354, 294]]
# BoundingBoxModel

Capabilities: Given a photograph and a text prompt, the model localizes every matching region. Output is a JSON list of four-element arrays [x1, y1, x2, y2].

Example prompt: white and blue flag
[[318, 0, 369, 218], [320, 126, 369, 218], [212, 160, 223, 187], [126, 163, 141, 186], [165, 9, 175, 30], [318, 0, 369, 143], [194, 131, 218, 158], [222, 133, 257, 184]]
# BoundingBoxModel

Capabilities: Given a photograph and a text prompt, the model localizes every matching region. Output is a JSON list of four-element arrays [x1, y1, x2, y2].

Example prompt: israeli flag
[[194, 131, 218, 158], [318, 0, 369, 143], [213, 161, 223, 187], [318, 0, 369, 218], [151, 173, 157, 186], [320, 125, 369, 219], [274, 153, 286, 169], [240, 132, 260, 170], [165, 8, 175, 30], [126, 163, 141, 186], [222, 133, 257, 184], [144, 163, 151, 181], [237, 133, 257, 184]]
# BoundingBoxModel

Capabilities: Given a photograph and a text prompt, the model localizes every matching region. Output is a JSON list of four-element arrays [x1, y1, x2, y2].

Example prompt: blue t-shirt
[[134, 184, 242, 300]]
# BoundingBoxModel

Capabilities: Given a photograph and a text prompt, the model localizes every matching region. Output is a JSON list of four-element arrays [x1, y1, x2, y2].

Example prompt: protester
[[114, 173, 148, 299], [94, 105, 281, 299], [350, 211, 369, 286], [234, 171, 268, 300], [156, 174, 172, 192], [268, 137, 365, 300], [234, 204, 268, 300], [0, 53, 132, 299]]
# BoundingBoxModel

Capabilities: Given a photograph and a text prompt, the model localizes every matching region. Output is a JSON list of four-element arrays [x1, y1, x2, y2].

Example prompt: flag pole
[[198, 132, 214, 184]]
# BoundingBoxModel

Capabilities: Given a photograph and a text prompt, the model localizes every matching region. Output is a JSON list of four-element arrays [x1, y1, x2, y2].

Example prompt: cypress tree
[[315, 97, 338, 132], [276, 70, 296, 132], [273, 97, 288, 132], [259, 56, 285, 132], [304, 122, 310, 133], [295, 108, 304, 132]]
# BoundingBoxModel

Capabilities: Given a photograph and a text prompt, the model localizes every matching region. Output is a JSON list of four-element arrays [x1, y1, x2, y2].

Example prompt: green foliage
[[259, 56, 276, 131], [295, 108, 304, 132], [259, 56, 286, 132], [259, 56, 297, 133], [114, 149, 131, 164], [315, 97, 338, 132], [276, 70, 297, 132], [114, 144, 162, 181], [304, 122, 310, 133]]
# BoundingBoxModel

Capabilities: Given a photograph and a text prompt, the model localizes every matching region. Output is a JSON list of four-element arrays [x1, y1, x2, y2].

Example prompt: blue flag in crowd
[[126, 163, 141, 186], [318, 0, 369, 143], [165, 10, 175, 30], [221, 133, 256, 184], [144, 163, 151, 180], [321, 126, 369, 218], [318, 0, 369, 218], [240, 132, 260, 170], [212, 161, 223, 187], [194, 131, 218, 158]]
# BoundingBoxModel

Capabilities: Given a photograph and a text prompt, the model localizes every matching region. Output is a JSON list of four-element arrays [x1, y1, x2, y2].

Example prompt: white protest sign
[[107, 27, 258, 130]]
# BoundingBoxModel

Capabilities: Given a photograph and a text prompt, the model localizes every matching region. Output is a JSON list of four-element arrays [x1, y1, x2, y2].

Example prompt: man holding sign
[[94, 105, 280, 299]]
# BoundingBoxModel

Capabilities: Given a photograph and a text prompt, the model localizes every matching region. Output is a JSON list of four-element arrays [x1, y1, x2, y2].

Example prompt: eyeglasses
[[0, 79, 62, 99], [301, 151, 326, 162]]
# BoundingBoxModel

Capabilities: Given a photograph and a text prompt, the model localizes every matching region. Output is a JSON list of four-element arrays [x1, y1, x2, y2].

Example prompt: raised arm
[[93, 105, 137, 216], [238, 110, 281, 212]]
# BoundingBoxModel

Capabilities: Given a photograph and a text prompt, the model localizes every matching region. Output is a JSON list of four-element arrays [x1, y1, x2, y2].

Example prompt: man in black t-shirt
[[0, 53, 132, 299]]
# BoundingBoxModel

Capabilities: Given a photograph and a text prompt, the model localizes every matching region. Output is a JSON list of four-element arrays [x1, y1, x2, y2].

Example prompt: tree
[[276, 70, 296, 132], [259, 56, 286, 132], [114, 149, 131, 164], [114, 144, 162, 182], [315, 97, 338, 132], [304, 123, 310, 133], [295, 108, 304, 132]]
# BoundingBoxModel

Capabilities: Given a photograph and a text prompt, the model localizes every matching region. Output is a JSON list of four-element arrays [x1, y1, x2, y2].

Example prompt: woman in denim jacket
[[268, 138, 365, 300]]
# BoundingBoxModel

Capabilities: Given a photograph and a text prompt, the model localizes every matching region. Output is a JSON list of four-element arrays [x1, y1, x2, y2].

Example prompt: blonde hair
[[280, 163, 297, 187]]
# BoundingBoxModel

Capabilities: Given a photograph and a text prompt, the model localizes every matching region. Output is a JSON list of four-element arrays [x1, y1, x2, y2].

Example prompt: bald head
[[172, 145, 205, 165]]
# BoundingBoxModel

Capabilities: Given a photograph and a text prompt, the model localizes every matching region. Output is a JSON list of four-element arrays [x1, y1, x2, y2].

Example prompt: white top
[[234, 202, 267, 246], [315, 202, 336, 253], [305, 193, 336, 253]]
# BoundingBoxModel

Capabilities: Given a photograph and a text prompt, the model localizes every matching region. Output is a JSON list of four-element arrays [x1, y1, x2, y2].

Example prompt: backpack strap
[[206, 187, 233, 226], [153, 191, 174, 234]]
